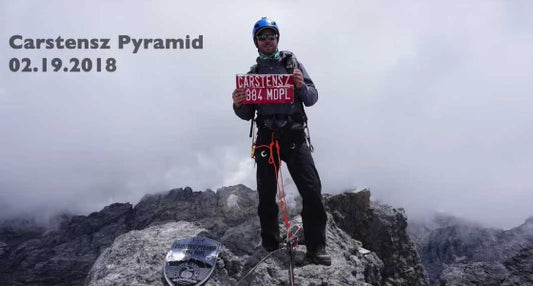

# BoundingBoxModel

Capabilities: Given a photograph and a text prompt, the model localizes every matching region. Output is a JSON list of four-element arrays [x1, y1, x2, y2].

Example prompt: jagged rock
[[131, 185, 258, 235], [325, 190, 428, 286], [85, 221, 206, 285], [1, 185, 428, 286], [410, 215, 533, 286], [504, 247, 533, 285], [438, 261, 510, 286], [86, 218, 384, 286], [0, 203, 133, 286]]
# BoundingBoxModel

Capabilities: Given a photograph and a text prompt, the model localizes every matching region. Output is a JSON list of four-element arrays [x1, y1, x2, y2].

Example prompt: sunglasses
[[256, 34, 278, 41]]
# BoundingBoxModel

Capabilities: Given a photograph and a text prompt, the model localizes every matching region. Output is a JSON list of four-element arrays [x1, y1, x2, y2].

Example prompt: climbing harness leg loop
[[245, 131, 299, 285]]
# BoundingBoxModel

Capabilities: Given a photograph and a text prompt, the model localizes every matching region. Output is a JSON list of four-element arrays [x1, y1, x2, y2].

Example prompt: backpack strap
[[249, 64, 259, 74], [283, 52, 314, 151], [283, 51, 297, 73], [282, 52, 307, 120]]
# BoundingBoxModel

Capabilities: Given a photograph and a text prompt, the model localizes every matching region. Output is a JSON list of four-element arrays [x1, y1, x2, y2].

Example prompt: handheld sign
[[163, 236, 222, 286], [236, 74, 294, 104]]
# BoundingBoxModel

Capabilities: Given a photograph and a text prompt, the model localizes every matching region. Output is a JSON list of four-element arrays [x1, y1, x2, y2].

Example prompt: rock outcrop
[[86, 221, 207, 285], [409, 215, 533, 286], [85, 219, 385, 286], [325, 190, 428, 286], [0, 203, 133, 286], [0, 185, 428, 286]]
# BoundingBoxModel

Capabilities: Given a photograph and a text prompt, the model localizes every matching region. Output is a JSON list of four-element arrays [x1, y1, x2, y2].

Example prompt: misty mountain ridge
[[0, 185, 427, 285], [0, 185, 531, 285], [409, 213, 533, 285]]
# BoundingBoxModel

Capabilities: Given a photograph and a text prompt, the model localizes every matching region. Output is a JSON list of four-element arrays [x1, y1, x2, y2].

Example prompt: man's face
[[256, 29, 278, 55]]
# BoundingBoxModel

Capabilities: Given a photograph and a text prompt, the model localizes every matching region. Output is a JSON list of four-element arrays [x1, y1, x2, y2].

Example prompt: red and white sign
[[236, 74, 294, 104]]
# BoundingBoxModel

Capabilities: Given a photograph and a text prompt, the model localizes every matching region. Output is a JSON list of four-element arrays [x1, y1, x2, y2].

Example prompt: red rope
[[253, 133, 292, 240]]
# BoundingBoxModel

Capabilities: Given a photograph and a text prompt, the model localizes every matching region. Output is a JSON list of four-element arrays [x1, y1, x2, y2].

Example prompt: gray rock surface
[[325, 190, 428, 286], [0, 203, 133, 286], [1, 185, 428, 286], [438, 261, 511, 286], [86, 219, 384, 286], [409, 215, 533, 286], [86, 221, 206, 285]]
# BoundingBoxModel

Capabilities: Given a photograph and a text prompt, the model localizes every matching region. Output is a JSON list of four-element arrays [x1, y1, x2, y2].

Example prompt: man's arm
[[293, 61, 318, 107], [232, 88, 255, 120]]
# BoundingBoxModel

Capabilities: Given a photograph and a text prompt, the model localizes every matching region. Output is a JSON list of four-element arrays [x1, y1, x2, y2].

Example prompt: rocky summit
[[0, 185, 428, 286]]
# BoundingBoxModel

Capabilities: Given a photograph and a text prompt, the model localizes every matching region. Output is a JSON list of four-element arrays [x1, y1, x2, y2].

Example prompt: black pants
[[254, 128, 327, 252]]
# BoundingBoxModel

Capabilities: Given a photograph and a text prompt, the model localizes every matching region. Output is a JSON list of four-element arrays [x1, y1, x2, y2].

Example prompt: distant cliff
[[0, 185, 427, 286], [409, 215, 533, 286]]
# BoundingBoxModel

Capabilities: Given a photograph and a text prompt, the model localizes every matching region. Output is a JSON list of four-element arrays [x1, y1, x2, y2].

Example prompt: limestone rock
[[410, 215, 533, 286], [85, 221, 206, 286], [1, 186, 428, 286], [86, 218, 384, 286], [325, 190, 428, 286], [0, 203, 133, 286]]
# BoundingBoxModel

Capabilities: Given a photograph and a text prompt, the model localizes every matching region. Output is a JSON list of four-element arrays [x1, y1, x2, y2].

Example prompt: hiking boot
[[306, 247, 331, 266]]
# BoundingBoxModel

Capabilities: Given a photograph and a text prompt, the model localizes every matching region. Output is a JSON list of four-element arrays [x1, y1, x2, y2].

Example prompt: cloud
[[1, 0, 532, 229]]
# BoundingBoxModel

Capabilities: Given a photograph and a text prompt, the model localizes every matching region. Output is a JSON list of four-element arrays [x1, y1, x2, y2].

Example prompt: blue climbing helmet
[[252, 17, 279, 47]]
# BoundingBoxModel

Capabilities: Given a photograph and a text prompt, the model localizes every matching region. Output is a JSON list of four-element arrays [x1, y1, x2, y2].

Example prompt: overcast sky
[[1, 0, 532, 229]]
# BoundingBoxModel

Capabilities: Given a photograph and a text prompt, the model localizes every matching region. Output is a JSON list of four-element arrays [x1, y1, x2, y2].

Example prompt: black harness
[[248, 52, 314, 151]]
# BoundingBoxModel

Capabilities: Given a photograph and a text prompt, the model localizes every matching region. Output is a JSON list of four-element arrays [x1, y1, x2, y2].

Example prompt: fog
[[1, 0, 532, 229]]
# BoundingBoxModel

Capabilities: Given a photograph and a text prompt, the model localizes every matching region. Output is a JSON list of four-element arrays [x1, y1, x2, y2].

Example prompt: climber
[[231, 17, 331, 266]]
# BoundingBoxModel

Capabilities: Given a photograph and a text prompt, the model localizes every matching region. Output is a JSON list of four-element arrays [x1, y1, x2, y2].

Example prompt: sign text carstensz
[[236, 74, 294, 104]]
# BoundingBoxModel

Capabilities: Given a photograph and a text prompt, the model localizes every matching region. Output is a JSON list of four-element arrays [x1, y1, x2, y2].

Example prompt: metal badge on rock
[[163, 236, 222, 286]]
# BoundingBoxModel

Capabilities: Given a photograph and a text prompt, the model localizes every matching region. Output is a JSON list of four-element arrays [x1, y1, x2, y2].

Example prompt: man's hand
[[232, 88, 246, 108], [293, 68, 304, 89]]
